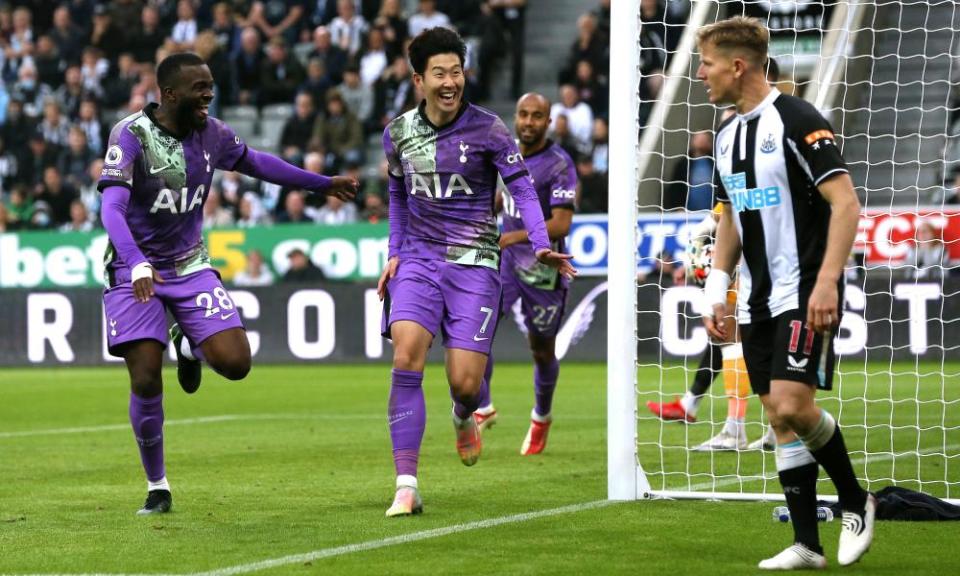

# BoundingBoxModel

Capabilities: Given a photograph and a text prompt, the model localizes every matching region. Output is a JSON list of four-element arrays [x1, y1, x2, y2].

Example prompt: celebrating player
[[377, 28, 575, 517], [472, 92, 577, 456], [99, 52, 357, 515], [697, 17, 875, 569]]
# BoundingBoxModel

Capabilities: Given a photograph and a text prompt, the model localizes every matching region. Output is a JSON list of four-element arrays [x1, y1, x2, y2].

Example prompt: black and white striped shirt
[[714, 89, 848, 324]]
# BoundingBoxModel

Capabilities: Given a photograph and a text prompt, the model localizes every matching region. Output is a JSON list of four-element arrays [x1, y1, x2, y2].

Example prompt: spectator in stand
[[592, 0, 611, 45], [259, 36, 305, 106], [372, 54, 415, 132], [280, 91, 318, 164], [38, 99, 71, 149], [60, 198, 94, 232], [195, 30, 233, 116], [373, 0, 408, 59], [50, 5, 85, 66], [249, 0, 305, 46], [311, 89, 364, 168], [576, 153, 608, 214], [0, 135, 19, 192], [34, 35, 66, 90], [590, 117, 609, 174], [79, 47, 108, 101], [29, 199, 53, 230], [903, 219, 945, 280], [89, 5, 127, 63], [307, 26, 347, 84], [236, 191, 270, 228], [232, 26, 264, 105], [2, 99, 33, 162], [665, 130, 714, 211], [76, 98, 105, 155], [12, 62, 53, 119], [360, 190, 388, 223], [329, 0, 368, 57], [300, 57, 335, 108], [233, 249, 275, 286], [489, 0, 527, 98], [4, 7, 34, 81], [21, 132, 60, 187], [170, 0, 200, 51], [276, 189, 316, 223], [131, 5, 167, 64], [203, 187, 236, 229], [315, 192, 358, 225], [211, 2, 243, 60], [4, 184, 33, 229], [337, 64, 373, 131], [573, 59, 607, 117], [104, 53, 141, 109], [408, 0, 451, 37], [360, 26, 389, 87], [551, 114, 583, 160], [78, 158, 103, 223], [57, 126, 95, 189], [559, 12, 606, 85], [53, 65, 85, 120], [35, 165, 78, 226], [468, 1, 507, 103], [282, 247, 326, 283], [550, 84, 594, 152]]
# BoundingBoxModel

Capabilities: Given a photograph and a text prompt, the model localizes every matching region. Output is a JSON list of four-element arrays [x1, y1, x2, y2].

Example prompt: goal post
[[608, 0, 960, 503]]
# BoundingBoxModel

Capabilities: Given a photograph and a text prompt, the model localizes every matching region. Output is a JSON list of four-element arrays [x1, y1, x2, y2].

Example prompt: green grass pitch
[[1, 362, 957, 575]]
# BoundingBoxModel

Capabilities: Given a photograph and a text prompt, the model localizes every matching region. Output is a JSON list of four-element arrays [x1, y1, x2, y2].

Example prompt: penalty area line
[[3, 499, 616, 576]]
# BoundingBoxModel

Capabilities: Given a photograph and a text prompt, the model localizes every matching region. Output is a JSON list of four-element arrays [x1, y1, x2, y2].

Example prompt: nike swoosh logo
[[472, 335, 489, 342], [220, 312, 236, 320], [149, 164, 173, 175]]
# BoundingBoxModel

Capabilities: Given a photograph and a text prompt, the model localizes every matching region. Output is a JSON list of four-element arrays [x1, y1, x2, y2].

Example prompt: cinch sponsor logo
[[552, 188, 576, 200]]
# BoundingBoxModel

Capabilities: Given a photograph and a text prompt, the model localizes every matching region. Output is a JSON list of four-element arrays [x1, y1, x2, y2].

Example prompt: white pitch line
[[684, 442, 960, 492], [2, 499, 615, 576], [0, 414, 382, 439]]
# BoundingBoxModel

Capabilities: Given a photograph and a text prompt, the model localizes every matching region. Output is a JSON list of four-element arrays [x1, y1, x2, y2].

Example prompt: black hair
[[766, 57, 780, 83], [407, 27, 466, 75], [156, 52, 206, 90]]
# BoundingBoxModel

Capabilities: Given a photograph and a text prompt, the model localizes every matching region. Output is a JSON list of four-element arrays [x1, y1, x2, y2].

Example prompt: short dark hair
[[407, 27, 465, 75], [765, 57, 780, 83], [156, 52, 206, 90]]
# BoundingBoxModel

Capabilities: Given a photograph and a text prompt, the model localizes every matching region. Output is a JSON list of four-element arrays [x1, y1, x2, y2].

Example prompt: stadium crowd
[[0, 0, 548, 233]]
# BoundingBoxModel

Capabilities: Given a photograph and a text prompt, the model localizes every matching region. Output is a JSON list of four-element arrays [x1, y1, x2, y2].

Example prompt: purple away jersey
[[501, 140, 578, 289], [98, 103, 247, 276], [383, 101, 545, 269]]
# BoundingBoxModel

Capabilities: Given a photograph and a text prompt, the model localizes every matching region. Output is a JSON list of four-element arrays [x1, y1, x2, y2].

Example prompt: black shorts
[[740, 308, 837, 395]]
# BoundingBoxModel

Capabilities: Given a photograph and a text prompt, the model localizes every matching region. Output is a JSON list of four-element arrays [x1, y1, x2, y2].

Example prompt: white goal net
[[608, 0, 960, 503]]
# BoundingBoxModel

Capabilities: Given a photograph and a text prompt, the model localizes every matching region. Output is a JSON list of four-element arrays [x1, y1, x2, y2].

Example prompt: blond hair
[[697, 16, 769, 67]]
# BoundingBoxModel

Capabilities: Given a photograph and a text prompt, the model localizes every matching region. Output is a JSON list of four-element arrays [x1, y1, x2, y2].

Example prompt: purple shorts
[[501, 269, 568, 338], [381, 258, 501, 354], [103, 267, 245, 356]]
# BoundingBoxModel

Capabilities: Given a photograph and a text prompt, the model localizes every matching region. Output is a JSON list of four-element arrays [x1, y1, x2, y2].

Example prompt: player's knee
[[130, 373, 163, 397], [530, 349, 556, 367], [220, 358, 251, 381]]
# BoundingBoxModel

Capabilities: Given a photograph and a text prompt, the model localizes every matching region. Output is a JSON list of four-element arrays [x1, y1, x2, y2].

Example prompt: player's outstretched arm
[[808, 173, 860, 333], [101, 186, 165, 303], [234, 148, 358, 200], [703, 205, 741, 341]]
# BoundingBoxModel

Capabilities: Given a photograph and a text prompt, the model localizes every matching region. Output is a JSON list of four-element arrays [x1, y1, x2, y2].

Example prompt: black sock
[[690, 343, 722, 396], [779, 462, 822, 554], [810, 427, 868, 515]]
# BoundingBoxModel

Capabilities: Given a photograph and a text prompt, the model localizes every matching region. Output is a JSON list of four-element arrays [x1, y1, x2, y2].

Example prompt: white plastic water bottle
[[772, 506, 834, 522]]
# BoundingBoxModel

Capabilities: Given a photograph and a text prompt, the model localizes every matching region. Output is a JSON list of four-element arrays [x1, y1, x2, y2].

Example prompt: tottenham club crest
[[458, 141, 469, 163], [760, 133, 777, 154]]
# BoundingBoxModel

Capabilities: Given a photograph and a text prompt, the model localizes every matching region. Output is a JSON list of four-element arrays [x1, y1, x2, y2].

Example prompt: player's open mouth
[[196, 104, 209, 120], [438, 91, 457, 105]]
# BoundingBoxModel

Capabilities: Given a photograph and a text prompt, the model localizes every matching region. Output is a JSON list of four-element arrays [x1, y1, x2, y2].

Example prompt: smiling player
[[99, 52, 357, 515]]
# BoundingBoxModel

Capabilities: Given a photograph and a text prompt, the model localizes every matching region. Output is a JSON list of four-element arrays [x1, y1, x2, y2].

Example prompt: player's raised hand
[[132, 265, 165, 304], [377, 256, 399, 301], [326, 176, 359, 201], [703, 302, 727, 341], [535, 248, 577, 280], [807, 278, 839, 334]]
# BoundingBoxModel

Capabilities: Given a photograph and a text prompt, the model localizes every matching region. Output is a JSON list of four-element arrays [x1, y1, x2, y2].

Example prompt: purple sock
[[476, 356, 493, 410], [129, 392, 165, 482], [533, 358, 560, 417], [389, 369, 425, 478]]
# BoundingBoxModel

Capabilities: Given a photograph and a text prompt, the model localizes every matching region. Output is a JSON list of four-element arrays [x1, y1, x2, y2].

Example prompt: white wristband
[[703, 269, 732, 309], [131, 262, 154, 282]]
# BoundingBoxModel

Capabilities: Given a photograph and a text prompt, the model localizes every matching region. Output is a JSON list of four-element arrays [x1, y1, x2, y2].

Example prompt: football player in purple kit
[[473, 93, 577, 456], [98, 53, 357, 515], [377, 28, 576, 517]]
